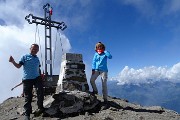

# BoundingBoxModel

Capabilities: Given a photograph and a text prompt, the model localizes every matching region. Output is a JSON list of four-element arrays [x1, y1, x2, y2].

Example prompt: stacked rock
[[43, 53, 99, 116], [44, 91, 99, 116], [56, 53, 89, 93]]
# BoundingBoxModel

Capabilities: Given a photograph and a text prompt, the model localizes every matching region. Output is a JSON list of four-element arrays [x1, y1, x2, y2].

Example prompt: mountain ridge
[[105, 80, 180, 113], [0, 91, 180, 120]]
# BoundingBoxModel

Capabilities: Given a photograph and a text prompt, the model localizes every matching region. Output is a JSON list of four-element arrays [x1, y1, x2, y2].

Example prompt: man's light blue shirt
[[19, 53, 40, 80]]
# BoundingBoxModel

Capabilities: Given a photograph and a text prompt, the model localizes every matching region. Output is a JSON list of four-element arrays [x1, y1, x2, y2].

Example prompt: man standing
[[9, 44, 44, 120]]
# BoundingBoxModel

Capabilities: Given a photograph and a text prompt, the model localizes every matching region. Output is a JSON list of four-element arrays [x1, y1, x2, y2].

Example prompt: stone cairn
[[44, 53, 99, 117], [56, 53, 89, 92]]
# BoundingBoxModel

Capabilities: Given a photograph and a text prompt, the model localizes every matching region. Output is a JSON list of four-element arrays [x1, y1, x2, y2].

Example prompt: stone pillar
[[56, 53, 89, 93]]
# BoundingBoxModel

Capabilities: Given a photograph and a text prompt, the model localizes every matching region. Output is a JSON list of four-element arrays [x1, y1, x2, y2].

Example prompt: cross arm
[[25, 14, 67, 30]]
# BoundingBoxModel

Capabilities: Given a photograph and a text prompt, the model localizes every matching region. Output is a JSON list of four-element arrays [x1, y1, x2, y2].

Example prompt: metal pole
[[49, 9, 53, 76], [44, 5, 48, 75]]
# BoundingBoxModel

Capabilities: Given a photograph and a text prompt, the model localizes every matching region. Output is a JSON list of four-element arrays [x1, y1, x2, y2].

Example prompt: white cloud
[[58, 0, 94, 31], [51, 31, 71, 75], [0, 0, 71, 103], [111, 63, 180, 85], [0, 0, 27, 26], [120, 0, 180, 22], [120, 0, 156, 18], [165, 0, 180, 14]]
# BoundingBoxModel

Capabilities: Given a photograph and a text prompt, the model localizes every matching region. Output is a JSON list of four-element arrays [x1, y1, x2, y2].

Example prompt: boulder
[[44, 91, 99, 116]]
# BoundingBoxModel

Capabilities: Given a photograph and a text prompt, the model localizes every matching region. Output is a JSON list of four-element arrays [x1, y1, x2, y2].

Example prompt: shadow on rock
[[107, 100, 164, 114]]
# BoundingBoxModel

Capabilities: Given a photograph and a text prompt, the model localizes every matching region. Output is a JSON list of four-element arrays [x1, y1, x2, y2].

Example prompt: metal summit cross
[[25, 3, 67, 79]]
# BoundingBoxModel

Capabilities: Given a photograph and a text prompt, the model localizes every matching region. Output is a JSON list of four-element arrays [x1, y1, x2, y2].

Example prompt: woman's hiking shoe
[[101, 101, 110, 110]]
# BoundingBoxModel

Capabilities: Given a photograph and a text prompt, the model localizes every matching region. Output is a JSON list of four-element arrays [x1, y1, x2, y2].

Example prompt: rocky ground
[[0, 93, 180, 120]]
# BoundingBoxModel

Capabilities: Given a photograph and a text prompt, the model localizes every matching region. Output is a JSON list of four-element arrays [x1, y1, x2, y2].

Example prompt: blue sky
[[1, 0, 180, 102], [60, 0, 180, 76]]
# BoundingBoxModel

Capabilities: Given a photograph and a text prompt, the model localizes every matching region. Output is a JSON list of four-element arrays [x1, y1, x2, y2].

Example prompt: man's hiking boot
[[24, 115, 30, 120], [90, 91, 98, 95], [33, 108, 45, 117]]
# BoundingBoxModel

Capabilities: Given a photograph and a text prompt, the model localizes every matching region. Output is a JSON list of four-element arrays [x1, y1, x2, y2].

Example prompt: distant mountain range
[[95, 80, 180, 113]]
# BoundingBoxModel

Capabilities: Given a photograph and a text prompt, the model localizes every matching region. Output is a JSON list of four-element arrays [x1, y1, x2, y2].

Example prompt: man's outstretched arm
[[9, 56, 22, 68]]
